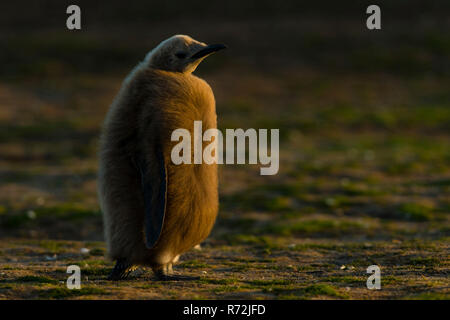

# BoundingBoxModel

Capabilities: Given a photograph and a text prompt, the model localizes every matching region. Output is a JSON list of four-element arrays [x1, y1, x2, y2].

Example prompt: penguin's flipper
[[138, 148, 167, 249]]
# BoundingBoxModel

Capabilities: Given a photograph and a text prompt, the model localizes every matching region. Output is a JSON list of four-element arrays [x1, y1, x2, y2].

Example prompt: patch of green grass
[[34, 204, 100, 221], [1, 265, 15, 270], [223, 234, 283, 251], [88, 248, 105, 256], [340, 182, 384, 196], [289, 243, 332, 251], [178, 260, 210, 269], [263, 219, 366, 236], [222, 261, 252, 271], [288, 242, 382, 252], [0, 283, 14, 289], [303, 284, 348, 298], [382, 276, 403, 285], [348, 258, 379, 267], [385, 161, 424, 175], [265, 283, 348, 299], [15, 275, 58, 284], [139, 283, 163, 289], [223, 234, 265, 245], [321, 196, 361, 209], [403, 292, 450, 300], [409, 256, 441, 266], [397, 203, 435, 222], [323, 275, 402, 286], [221, 183, 303, 212], [425, 178, 450, 187], [38, 240, 66, 253], [323, 276, 364, 284], [82, 267, 110, 276], [197, 278, 238, 285], [245, 279, 291, 287], [0, 204, 100, 229], [0, 212, 31, 228], [220, 217, 259, 230], [213, 284, 241, 294], [78, 259, 109, 266], [37, 287, 109, 299], [264, 196, 294, 211], [0, 121, 85, 143]]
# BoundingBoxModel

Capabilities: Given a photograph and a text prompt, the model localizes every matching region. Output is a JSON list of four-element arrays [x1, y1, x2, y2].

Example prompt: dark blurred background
[[2, 1, 450, 76], [0, 0, 449, 242]]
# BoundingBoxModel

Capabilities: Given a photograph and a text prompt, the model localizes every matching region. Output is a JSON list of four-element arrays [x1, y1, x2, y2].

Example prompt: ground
[[0, 239, 448, 299], [0, 2, 449, 299]]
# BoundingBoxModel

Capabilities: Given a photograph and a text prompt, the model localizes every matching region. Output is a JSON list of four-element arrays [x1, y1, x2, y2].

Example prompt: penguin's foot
[[108, 258, 138, 280], [153, 264, 200, 281]]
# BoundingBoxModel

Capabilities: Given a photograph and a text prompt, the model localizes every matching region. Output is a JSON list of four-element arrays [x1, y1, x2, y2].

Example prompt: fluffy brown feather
[[98, 35, 221, 278]]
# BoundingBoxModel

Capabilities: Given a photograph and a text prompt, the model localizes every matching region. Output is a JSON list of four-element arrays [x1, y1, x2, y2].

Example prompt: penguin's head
[[146, 35, 227, 74]]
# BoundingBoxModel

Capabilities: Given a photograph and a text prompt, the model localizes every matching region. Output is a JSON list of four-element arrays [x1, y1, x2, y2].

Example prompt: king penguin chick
[[98, 35, 226, 280]]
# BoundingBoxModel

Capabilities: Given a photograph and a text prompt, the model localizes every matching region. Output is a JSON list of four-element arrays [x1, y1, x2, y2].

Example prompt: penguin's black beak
[[191, 44, 227, 60]]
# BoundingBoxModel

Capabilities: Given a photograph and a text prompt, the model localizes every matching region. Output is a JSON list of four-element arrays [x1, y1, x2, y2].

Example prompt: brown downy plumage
[[98, 35, 226, 280]]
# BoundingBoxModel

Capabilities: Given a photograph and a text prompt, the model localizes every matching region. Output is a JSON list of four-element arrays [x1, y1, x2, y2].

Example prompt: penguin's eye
[[175, 52, 187, 59]]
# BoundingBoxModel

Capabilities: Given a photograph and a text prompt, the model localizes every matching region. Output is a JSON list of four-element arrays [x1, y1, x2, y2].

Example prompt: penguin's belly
[[152, 162, 218, 260]]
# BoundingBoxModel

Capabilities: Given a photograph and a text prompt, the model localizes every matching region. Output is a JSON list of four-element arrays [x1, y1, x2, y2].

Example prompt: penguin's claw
[[108, 259, 137, 280]]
